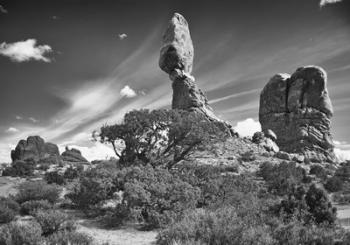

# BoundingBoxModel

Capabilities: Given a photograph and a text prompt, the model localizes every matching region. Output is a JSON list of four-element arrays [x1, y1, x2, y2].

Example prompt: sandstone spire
[[259, 66, 336, 162]]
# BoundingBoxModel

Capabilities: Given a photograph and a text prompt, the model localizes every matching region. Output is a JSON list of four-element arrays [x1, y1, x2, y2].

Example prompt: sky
[[0, 0, 349, 162]]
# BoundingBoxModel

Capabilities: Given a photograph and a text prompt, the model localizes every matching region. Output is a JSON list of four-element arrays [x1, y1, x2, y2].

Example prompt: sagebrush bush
[[122, 165, 201, 228], [0, 220, 42, 245], [258, 161, 308, 196], [33, 209, 70, 235], [15, 180, 61, 204], [66, 166, 118, 211], [44, 230, 93, 245], [157, 206, 274, 245], [45, 171, 66, 185], [0, 197, 20, 224], [309, 165, 327, 180], [325, 176, 343, 193], [20, 199, 52, 215]]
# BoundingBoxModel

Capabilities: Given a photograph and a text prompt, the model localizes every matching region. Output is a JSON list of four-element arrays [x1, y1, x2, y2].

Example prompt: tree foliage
[[98, 109, 227, 168]]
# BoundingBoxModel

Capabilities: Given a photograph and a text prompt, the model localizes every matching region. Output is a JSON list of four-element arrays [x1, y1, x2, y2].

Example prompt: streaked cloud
[[118, 33, 127, 40], [120, 85, 137, 98], [29, 117, 39, 123], [233, 118, 261, 137], [320, 0, 343, 7], [0, 39, 52, 62], [0, 4, 7, 14], [6, 127, 19, 133]]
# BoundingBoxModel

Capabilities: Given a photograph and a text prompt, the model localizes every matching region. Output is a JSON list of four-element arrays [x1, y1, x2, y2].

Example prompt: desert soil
[[67, 210, 158, 245]]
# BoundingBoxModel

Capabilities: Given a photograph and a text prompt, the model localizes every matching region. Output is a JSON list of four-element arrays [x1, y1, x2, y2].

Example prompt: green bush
[[44, 230, 93, 245], [66, 166, 118, 211], [2, 160, 35, 177], [33, 209, 70, 235], [309, 165, 327, 180], [0, 220, 42, 245], [305, 184, 337, 225], [0, 206, 17, 224], [20, 199, 52, 215], [63, 166, 81, 180], [325, 176, 343, 193], [15, 180, 61, 204], [122, 165, 201, 229], [45, 171, 66, 185], [258, 161, 308, 196], [157, 206, 274, 245], [0, 197, 20, 224]]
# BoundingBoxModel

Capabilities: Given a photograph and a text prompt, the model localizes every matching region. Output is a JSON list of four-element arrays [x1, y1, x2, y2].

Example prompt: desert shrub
[[333, 193, 350, 204], [275, 184, 337, 225], [15, 180, 61, 204], [121, 165, 201, 229], [325, 176, 343, 193], [0, 197, 20, 224], [157, 206, 274, 245], [45, 170, 66, 185], [0, 220, 42, 245], [0, 206, 17, 224], [309, 165, 327, 180], [239, 150, 256, 162], [1, 166, 17, 176], [273, 221, 338, 245], [2, 160, 35, 177], [20, 199, 52, 215], [66, 166, 118, 211], [305, 184, 337, 225], [44, 230, 93, 245], [102, 203, 131, 228], [63, 166, 81, 180], [33, 209, 70, 235], [335, 164, 350, 181], [259, 161, 308, 196]]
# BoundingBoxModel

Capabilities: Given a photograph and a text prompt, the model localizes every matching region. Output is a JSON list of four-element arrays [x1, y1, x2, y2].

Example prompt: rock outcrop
[[252, 131, 279, 153], [259, 66, 336, 162], [159, 13, 234, 135], [61, 147, 89, 163], [11, 136, 60, 163]]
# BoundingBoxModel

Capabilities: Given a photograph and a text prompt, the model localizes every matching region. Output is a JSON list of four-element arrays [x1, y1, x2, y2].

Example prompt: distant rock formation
[[159, 13, 234, 135], [259, 66, 336, 162], [61, 147, 89, 163], [11, 136, 60, 163]]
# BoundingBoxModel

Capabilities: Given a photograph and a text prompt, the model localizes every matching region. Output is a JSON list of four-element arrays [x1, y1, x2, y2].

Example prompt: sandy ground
[[68, 210, 158, 245]]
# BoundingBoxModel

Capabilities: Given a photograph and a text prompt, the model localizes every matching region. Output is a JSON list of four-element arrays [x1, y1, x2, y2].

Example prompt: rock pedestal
[[159, 13, 233, 135], [259, 66, 336, 162]]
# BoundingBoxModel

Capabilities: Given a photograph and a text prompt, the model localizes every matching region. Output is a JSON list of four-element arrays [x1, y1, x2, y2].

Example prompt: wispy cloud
[[0, 39, 52, 62], [29, 117, 39, 123], [6, 127, 19, 133], [120, 85, 137, 98], [0, 4, 7, 14], [15, 115, 23, 120], [320, 0, 343, 7], [118, 33, 127, 40]]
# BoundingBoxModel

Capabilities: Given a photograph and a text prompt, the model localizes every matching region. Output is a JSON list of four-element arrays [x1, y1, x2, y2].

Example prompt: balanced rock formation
[[259, 66, 336, 162], [61, 147, 89, 163], [159, 13, 234, 134], [11, 136, 60, 163]]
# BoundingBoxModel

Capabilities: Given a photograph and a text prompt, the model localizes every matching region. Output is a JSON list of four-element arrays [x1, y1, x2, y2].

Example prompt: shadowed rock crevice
[[259, 66, 336, 162]]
